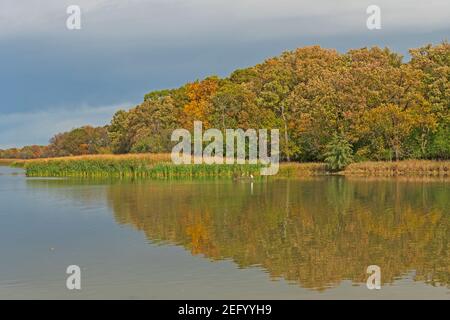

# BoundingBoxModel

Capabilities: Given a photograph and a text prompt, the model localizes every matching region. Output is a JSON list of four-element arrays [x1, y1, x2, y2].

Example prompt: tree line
[[0, 126, 109, 159], [1, 43, 449, 161]]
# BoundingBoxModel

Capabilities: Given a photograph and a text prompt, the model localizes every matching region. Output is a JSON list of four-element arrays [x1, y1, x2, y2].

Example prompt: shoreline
[[1, 155, 448, 178]]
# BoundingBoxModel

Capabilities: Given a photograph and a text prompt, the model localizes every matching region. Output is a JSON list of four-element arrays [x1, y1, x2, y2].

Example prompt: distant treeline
[[1, 43, 449, 161], [0, 126, 109, 159]]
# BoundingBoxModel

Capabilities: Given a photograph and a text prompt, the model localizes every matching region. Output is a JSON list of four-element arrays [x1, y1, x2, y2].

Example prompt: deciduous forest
[[1, 43, 449, 162]]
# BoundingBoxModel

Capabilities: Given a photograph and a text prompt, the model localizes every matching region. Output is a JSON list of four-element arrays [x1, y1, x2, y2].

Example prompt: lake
[[0, 165, 448, 299]]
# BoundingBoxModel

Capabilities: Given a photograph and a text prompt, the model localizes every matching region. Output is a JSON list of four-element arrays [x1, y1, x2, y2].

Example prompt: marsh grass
[[0, 159, 23, 165], [21, 154, 263, 178], [7, 154, 448, 178], [344, 160, 449, 177], [278, 163, 327, 177]]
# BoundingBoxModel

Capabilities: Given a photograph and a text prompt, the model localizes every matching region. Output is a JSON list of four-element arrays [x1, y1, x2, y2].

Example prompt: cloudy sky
[[0, 0, 449, 148]]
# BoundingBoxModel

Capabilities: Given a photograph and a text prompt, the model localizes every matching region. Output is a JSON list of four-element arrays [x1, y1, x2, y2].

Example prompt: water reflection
[[27, 177, 450, 291]]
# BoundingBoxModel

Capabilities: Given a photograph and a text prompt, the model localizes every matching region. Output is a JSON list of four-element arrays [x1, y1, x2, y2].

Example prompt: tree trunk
[[281, 105, 290, 162]]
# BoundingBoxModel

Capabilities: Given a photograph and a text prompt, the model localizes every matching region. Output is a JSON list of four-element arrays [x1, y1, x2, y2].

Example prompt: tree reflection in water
[[103, 177, 450, 290]]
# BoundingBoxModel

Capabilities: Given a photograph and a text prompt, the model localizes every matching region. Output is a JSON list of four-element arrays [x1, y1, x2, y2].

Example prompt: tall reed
[[10, 154, 449, 178], [23, 156, 263, 178], [344, 160, 449, 177]]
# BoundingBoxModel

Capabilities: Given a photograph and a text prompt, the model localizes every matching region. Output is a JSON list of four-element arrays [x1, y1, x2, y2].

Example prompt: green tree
[[108, 110, 132, 154], [324, 134, 354, 171]]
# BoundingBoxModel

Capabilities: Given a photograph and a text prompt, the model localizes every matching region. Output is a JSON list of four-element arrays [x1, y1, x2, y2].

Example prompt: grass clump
[[344, 160, 449, 177], [23, 155, 263, 179]]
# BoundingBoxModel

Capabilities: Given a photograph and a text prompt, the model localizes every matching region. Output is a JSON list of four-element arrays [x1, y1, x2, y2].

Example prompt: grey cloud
[[0, 1, 448, 147], [0, 104, 130, 149], [0, 0, 449, 39]]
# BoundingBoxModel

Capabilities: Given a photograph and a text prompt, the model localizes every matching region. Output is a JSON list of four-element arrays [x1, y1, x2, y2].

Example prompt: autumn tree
[[183, 77, 219, 129], [359, 104, 416, 160], [5, 43, 448, 163], [128, 97, 180, 153], [108, 110, 131, 154], [410, 42, 450, 159], [49, 126, 110, 156]]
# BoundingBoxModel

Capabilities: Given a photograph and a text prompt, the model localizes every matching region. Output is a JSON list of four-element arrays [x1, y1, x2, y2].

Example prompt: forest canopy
[[1, 43, 449, 161]]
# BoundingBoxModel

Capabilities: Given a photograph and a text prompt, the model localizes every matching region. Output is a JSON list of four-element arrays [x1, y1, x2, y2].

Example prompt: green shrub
[[324, 135, 354, 172]]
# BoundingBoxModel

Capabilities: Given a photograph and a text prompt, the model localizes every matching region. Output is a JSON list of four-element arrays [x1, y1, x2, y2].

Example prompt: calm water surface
[[0, 165, 449, 299]]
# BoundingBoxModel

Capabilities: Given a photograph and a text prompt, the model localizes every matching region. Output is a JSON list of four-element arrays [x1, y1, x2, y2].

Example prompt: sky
[[0, 0, 449, 148]]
